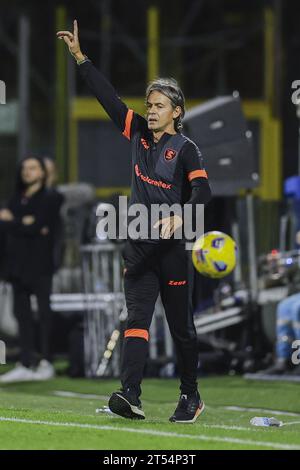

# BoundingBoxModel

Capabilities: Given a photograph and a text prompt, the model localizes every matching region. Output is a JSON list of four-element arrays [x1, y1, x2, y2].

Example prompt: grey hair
[[146, 78, 185, 133]]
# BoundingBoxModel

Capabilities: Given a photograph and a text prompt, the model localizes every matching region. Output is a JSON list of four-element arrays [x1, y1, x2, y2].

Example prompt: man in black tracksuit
[[58, 20, 211, 423]]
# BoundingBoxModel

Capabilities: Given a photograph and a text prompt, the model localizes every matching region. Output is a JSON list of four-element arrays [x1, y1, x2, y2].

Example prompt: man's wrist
[[73, 51, 85, 63]]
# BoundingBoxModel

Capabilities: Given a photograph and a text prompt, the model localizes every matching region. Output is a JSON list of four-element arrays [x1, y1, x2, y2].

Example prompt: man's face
[[21, 159, 45, 186], [146, 90, 181, 133]]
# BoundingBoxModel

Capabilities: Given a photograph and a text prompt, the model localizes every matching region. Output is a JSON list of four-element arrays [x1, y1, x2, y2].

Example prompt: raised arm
[[56, 19, 85, 63], [57, 20, 146, 140]]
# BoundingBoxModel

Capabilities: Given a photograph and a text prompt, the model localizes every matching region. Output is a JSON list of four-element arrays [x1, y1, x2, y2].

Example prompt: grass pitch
[[0, 367, 299, 450]]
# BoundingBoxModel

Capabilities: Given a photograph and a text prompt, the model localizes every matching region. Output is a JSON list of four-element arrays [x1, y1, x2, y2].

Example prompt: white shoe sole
[[108, 393, 145, 420]]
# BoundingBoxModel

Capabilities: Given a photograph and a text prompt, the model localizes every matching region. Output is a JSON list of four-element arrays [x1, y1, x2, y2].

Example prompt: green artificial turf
[[0, 370, 299, 450]]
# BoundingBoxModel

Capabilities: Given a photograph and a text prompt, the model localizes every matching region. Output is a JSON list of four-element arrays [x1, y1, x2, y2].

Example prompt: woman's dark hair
[[15, 155, 47, 194], [146, 77, 185, 133]]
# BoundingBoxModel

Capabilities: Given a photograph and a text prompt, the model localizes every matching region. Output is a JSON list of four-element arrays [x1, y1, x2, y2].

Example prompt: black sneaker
[[108, 389, 145, 420], [169, 392, 205, 423]]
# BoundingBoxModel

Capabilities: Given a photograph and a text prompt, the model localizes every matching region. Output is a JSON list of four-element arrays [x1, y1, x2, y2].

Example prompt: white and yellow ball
[[192, 231, 237, 279]]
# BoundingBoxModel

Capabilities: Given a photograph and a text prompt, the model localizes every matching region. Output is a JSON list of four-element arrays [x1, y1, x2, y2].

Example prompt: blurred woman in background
[[0, 156, 63, 382]]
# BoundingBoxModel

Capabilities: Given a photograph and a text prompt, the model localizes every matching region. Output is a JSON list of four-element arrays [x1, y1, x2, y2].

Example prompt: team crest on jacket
[[164, 148, 177, 161], [141, 138, 150, 150]]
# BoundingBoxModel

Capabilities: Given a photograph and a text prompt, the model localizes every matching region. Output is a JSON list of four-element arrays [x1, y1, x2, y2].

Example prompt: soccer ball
[[192, 231, 237, 279]]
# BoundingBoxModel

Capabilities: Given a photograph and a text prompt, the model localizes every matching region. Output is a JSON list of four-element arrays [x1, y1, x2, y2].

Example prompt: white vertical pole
[[18, 16, 30, 161]]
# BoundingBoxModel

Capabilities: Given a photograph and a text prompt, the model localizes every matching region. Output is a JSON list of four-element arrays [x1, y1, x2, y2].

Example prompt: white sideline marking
[[0, 417, 299, 450], [223, 406, 300, 418], [282, 421, 300, 427], [52, 391, 172, 405], [53, 390, 109, 400], [204, 424, 254, 432]]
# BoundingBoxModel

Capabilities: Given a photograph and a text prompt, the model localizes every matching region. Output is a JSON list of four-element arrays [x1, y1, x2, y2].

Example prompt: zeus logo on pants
[[291, 340, 300, 365], [0, 340, 6, 364], [168, 280, 187, 286]]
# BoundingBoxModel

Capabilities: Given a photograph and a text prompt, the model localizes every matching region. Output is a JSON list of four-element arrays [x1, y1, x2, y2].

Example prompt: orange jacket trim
[[122, 109, 134, 140], [188, 169, 208, 182], [124, 329, 149, 341]]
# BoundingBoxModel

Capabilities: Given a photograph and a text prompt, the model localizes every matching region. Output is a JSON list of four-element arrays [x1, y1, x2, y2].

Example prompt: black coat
[[0, 187, 63, 284]]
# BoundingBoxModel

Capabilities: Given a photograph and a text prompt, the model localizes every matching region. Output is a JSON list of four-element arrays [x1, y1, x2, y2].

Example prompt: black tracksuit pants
[[12, 276, 53, 368], [121, 240, 198, 397]]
